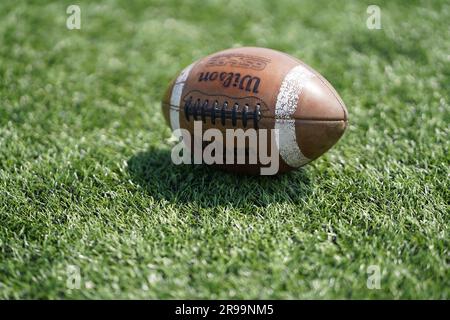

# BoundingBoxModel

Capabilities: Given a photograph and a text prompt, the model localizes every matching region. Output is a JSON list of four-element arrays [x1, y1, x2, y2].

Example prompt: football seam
[[279, 51, 348, 121], [163, 103, 347, 122]]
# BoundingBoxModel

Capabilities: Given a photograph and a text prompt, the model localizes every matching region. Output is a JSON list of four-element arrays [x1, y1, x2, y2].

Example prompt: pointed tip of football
[[295, 75, 348, 160], [296, 76, 348, 121], [296, 119, 347, 160]]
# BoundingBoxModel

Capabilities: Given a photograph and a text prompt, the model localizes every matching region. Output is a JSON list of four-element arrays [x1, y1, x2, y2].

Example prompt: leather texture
[[162, 47, 348, 174]]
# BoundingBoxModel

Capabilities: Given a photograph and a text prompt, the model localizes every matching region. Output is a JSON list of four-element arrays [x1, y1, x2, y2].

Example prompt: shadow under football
[[127, 148, 312, 208]]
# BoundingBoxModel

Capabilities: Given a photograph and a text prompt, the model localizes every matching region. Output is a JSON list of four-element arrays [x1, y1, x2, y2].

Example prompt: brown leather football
[[162, 47, 348, 175]]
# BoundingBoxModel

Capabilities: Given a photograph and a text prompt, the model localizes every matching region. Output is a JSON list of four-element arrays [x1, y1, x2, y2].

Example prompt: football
[[162, 47, 348, 175]]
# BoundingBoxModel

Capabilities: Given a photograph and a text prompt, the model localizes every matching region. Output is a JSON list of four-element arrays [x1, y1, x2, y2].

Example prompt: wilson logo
[[197, 71, 261, 94]]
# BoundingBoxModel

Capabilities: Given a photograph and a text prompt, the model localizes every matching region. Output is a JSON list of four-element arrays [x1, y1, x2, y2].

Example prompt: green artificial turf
[[0, 0, 448, 299]]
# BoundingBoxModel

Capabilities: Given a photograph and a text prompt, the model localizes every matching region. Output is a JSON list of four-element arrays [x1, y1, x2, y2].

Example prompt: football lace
[[183, 96, 261, 129]]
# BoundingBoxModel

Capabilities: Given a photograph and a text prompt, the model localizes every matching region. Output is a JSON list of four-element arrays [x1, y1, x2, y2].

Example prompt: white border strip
[[169, 63, 194, 131], [274, 65, 314, 167]]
